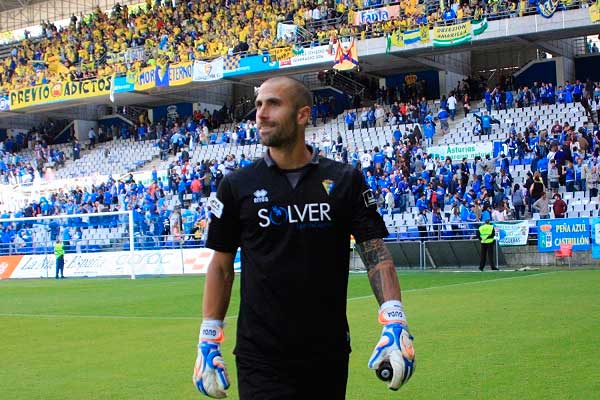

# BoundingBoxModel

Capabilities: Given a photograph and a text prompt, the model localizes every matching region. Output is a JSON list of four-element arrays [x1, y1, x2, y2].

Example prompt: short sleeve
[[205, 176, 241, 254], [349, 169, 389, 243]]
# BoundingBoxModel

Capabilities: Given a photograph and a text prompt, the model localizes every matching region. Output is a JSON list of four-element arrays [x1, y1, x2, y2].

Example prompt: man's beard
[[259, 118, 298, 149]]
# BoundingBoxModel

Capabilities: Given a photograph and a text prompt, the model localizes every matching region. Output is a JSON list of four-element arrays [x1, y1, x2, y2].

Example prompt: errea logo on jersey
[[253, 189, 269, 203]]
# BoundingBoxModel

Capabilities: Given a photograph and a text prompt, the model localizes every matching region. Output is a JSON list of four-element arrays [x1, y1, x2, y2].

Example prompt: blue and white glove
[[368, 300, 416, 390], [193, 320, 230, 398]]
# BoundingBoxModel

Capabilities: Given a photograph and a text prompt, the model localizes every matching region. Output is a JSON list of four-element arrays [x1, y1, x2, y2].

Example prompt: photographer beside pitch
[[193, 77, 415, 399]]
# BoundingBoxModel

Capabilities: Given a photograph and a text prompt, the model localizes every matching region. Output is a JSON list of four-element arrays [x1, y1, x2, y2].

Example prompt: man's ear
[[297, 105, 310, 126]]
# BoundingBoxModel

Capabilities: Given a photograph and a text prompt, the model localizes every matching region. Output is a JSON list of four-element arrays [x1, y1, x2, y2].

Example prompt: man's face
[[255, 80, 307, 149]]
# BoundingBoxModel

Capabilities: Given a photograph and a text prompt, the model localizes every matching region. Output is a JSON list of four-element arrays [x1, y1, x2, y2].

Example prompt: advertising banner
[[333, 39, 359, 71], [352, 5, 400, 25], [0, 248, 215, 279], [107, 47, 146, 65], [276, 23, 297, 40], [537, 0, 560, 18], [591, 217, 600, 258], [222, 54, 278, 77], [0, 95, 9, 111], [105, 51, 126, 65], [124, 46, 147, 63], [494, 221, 529, 246], [433, 21, 472, 47], [112, 75, 134, 94], [168, 61, 193, 86], [426, 142, 493, 161], [9, 76, 113, 110], [193, 58, 224, 82], [537, 218, 591, 253], [0, 255, 23, 279], [0, 248, 243, 279], [134, 64, 169, 91], [387, 27, 430, 52], [278, 45, 335, 69], [590, 3, 600, 23], [269, 46, 294, 62]]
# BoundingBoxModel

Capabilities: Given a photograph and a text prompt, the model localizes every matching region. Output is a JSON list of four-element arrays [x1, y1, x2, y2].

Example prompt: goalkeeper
[[193, 76, 415, 399]]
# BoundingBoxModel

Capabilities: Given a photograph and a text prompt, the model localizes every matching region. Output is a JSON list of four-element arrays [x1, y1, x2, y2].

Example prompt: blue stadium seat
[[384, 232, 397, 242], [408, 227, 420, 240]]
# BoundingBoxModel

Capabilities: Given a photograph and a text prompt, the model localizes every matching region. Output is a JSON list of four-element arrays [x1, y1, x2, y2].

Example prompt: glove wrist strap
[[199, 319, 224, 343], [378, 300, 407, 325]]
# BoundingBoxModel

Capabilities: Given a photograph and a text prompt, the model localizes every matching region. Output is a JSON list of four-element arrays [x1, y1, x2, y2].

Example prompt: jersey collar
[[263, 145, 320, 168]]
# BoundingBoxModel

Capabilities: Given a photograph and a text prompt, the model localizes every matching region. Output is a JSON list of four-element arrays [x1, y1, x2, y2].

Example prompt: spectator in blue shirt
[[437, 108, 449, 135], [344, 110, 356, 131], [484, 88, 492, 112], [564, 160, 576, 192], [443, 7, 457, 20], [423, 121, 435, 146]]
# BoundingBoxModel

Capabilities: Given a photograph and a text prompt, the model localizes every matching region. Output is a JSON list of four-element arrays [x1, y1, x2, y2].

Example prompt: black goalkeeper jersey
[[206, 148, 388, 362]]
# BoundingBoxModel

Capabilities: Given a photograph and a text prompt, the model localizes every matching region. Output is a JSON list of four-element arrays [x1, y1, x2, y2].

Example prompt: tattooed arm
[[355, 238, 402, 306]]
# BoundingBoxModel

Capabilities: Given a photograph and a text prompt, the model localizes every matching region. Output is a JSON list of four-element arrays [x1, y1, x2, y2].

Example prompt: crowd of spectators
[[0, 0, 595, 94], [2, 74, 600, 252]]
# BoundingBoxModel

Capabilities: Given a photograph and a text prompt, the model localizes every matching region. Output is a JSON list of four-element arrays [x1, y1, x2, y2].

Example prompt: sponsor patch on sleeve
[[362, 189, 377, 208], [208, 197, 224, 218]]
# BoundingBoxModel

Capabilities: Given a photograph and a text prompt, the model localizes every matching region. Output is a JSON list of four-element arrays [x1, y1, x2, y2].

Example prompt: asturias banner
[[426, 142, 494, 161]]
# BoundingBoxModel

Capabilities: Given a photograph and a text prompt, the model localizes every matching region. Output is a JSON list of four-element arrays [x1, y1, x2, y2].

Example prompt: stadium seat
[[554, 243, 573, 268]]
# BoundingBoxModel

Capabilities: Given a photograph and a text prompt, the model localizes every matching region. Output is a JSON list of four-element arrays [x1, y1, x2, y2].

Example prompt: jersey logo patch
[[208, 197, 224, 218], [362, 189, 377, 208], [253, 189, 269, 203], [322, 179, 335, 195]]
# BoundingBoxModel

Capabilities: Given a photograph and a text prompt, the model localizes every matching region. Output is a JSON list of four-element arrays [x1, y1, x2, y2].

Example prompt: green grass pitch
[[1, 269, 599, 399]]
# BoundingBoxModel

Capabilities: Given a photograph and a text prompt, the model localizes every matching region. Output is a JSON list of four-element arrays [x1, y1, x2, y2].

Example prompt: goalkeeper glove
[[368, 300, 416, 390], [193, 320, 230, 398]]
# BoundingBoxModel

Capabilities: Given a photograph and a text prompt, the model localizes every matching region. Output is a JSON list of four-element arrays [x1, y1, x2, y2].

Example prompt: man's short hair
[[262, 76, 313, 110]]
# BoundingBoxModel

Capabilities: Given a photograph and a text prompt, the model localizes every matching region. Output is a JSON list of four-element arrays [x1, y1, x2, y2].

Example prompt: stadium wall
[[514, 59, 557, 87], [555, 56, 576, 86], [152, 102, 193, 122], [74, 120, 98, 143], [385, 70, 440, 99], [574, 54, 600, 82]]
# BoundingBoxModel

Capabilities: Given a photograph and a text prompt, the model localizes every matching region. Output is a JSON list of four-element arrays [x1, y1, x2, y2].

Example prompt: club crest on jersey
[[322, 179, 335, 195], [253, 189, 269, 203], [363, 189, 377, 208]]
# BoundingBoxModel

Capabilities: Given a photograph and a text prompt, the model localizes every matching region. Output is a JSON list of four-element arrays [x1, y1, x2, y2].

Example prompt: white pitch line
[[0, 271, 559, 321], [347, 270, 559, 302], [0, 313, 199, 320]]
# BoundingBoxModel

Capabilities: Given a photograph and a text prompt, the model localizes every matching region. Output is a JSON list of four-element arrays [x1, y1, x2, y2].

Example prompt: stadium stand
[[0, 0, 593, 93], [0, 0, 598, 257], [2, 81, 598, 254]]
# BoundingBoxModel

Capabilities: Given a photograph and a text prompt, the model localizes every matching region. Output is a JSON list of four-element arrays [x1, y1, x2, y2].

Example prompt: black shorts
[[236, 354, 349, 400]]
